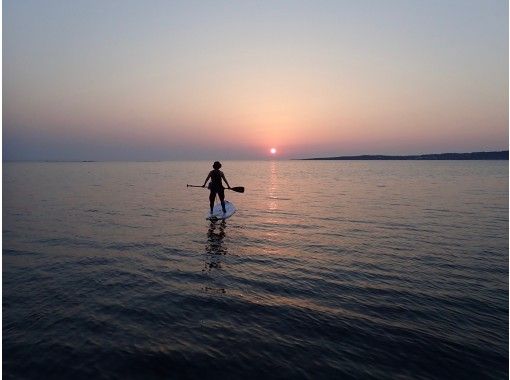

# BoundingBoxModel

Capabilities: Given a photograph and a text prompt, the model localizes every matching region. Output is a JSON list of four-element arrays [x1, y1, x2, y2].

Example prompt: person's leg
[[218, 189, 226, 213], [209, 191, 216, 213]]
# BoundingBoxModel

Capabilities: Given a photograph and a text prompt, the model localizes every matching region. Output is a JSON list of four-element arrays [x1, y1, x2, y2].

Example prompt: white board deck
[[206, 200, 236, 221]]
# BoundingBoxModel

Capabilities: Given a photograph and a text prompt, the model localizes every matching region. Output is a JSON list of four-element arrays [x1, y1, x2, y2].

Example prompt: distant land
[[302, 151, 509, 160]]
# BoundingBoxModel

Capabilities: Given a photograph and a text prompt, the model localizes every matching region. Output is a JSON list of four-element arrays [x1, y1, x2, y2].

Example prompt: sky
[[3, 0, 509, 160]]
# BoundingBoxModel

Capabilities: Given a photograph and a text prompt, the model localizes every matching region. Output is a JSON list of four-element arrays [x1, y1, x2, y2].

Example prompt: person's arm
[[221, 172, 231, 188], [202, 172, 211, 187]]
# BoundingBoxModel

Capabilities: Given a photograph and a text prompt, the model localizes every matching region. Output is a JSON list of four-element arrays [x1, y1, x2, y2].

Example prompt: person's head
[[213, 161, 222, 169]]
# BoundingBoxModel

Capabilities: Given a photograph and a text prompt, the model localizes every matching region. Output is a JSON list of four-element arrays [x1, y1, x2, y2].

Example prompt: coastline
[[301, 151, 509, 160]]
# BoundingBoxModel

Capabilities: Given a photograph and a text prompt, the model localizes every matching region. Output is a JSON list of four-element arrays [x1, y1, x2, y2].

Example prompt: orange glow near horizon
[[270, 148, 277, 155]]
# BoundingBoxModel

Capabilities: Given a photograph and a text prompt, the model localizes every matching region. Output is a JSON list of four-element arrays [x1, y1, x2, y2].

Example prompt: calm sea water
[[3, 161, 508, 379]]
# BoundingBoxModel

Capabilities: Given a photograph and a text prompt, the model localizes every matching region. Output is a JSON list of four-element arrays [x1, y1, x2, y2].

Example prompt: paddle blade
[[230, 186, 245, 193]]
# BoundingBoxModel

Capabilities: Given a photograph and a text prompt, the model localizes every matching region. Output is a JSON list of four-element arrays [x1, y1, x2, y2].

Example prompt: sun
[[270, 148, 277, 155]]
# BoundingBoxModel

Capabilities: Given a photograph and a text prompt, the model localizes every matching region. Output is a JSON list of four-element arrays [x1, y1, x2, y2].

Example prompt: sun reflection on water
[[268, 161, 278, 213]]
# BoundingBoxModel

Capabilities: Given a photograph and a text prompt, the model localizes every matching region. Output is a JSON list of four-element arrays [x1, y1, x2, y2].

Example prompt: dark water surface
[[3, 161, 508, 379]]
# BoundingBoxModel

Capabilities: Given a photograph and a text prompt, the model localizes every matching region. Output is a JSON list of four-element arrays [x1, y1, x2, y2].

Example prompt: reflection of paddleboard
[[206, 201, 236, 221]]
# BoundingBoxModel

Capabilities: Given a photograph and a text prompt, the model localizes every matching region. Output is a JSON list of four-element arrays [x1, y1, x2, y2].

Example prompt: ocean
[[3, 160, 508, 379]]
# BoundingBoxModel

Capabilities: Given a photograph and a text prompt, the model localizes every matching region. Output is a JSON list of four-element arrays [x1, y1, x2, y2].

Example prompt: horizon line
[[3, 150, 509, 163]]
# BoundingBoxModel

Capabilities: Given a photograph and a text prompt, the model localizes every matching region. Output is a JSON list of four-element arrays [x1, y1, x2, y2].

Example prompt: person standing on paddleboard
[[202, 161, 231, 215]]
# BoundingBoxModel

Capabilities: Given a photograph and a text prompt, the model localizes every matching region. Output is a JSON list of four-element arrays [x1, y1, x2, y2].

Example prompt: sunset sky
[[3, 0, 509, 160]]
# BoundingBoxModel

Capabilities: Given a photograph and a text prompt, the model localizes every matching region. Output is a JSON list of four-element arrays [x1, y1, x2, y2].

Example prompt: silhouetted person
[[202, 161, 231, 215]]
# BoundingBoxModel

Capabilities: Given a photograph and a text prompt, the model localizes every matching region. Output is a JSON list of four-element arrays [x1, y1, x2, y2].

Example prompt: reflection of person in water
[[204, 221, 227, 272]]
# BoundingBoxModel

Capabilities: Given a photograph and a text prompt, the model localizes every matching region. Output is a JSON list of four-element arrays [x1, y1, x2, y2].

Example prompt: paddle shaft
[[187, 184, 244, 193]]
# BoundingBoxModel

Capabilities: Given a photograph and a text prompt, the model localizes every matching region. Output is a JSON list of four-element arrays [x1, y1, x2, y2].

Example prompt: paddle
[[187, 184, 245, 193]]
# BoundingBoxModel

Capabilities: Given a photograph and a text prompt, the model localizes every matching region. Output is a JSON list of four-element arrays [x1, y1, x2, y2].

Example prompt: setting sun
[[270, 148, 277, 155]]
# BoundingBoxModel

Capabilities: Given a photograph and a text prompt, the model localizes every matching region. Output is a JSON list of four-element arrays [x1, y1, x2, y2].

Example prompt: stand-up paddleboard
[[206, 201, 236, 221]]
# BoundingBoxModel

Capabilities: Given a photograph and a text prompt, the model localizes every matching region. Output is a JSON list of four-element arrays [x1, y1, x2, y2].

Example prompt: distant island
[[302, 151, 509, 160]]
